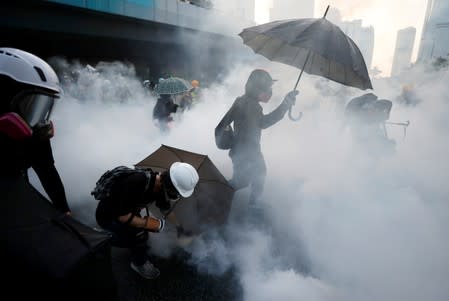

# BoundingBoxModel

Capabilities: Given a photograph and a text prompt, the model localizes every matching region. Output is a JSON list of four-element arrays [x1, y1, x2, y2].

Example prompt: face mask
[[258, 88, 273, 103], [163, 185, 181, 204], [0, 112, 33, 140]]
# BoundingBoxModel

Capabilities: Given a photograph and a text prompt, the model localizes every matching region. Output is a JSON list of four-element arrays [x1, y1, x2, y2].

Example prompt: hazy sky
[[255, 0, 428, 76]]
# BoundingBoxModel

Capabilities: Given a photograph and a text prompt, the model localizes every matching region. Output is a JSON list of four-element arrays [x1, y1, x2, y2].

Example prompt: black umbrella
[[135, 144, 234, 235], [239, 6, 373, 121]]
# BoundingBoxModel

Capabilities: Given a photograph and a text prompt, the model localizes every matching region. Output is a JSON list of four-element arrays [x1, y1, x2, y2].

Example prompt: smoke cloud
[[29, 55, 449, 301]]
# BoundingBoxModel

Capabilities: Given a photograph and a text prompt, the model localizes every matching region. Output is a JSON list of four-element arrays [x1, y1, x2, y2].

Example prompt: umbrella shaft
[[294, 50, 312, 90]]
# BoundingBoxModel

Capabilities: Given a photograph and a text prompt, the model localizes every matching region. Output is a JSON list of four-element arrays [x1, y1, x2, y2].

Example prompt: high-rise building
[[340, 20, 375, 70], [391, 27, 416, 76], [269, 0, 315, 21], [418, 0, 449, 61], [212, 0, 255, 26]]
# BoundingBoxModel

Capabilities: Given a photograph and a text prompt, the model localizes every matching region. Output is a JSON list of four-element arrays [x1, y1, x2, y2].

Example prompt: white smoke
[[29, 56, 449, 301]]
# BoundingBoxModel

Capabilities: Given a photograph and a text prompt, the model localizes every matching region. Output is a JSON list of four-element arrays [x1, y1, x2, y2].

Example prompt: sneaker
[[130, 260, 160, 279]]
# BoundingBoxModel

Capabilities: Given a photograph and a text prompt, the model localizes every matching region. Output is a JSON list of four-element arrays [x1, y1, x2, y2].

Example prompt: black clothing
[[1, 174, 117, 301], [0, 133, 70, 213], [153, 95, 178, 123], [95, 170, 171, 267], [95, 171, 170, 228], [345, 95, 396, 157], [216, 93, 288, 202], [217, 95, 288, 155], [30, 138, 70, 213]]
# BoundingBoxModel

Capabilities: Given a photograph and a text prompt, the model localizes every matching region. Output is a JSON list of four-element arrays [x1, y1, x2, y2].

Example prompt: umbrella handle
[[288, 108, 303, 121]]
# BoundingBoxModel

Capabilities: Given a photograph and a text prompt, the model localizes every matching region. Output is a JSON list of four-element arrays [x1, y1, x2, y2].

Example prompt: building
[[0, 0, 252, 85], [391, 27, 416, 76], [269, 0, 315, 21], [340, 20, 375, 70], [418, 0, 449, 62], [213, 0, 255, 25]]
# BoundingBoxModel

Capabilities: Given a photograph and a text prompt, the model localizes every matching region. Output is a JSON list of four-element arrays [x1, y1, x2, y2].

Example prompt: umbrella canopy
[[135, 145, 234, 235], [154, 77, 193, 95], [239, 16, 373, 91]]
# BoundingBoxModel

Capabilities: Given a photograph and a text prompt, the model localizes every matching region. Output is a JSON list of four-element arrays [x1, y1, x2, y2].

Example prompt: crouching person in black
[[93, 162, 199, 279]]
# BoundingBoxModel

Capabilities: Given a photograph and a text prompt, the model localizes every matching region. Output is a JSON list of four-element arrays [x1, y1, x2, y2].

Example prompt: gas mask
[[258, 87, 273, 103], [162, 172, 181, 206], [0, 90, 57, 141]]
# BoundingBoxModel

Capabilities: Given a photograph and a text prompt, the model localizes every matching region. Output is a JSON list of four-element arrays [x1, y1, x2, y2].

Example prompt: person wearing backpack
[[93, 162, 199, 279], [215, 69, 298, 205]]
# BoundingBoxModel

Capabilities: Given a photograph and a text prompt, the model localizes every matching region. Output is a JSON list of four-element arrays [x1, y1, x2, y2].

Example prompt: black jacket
[[0, 133, 70, 213], [95, 171, 170, 227], [153, 95, 178, 122], [216, 94, 288, 156]]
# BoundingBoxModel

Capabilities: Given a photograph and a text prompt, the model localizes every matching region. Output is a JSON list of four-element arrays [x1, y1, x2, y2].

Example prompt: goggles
[[11, 90, 58, 128]]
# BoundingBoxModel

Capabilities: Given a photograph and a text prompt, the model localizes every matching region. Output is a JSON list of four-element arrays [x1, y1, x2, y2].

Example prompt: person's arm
[[34, 163, 71, 214], [260, 91, 299, 129], [32, 139, 71, 214], [118, 213, 164, 232]]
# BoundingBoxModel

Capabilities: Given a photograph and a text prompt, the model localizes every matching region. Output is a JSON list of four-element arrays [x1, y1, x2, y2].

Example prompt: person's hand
[[282, 90, 299, 108], [33, 121, 54, 140], [176, 225, 193, 238], [145, 217, 165, 232]]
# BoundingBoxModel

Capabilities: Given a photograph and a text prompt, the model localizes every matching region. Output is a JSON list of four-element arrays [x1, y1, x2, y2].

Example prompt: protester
[[0, 47, 71, 215], [153, 93, 179, 133], [178, 90, 193, 112], [215, 69, 298, 205], [344, 93, 396, 156], [92, 162, 199, 279], [190, 79, 202, 105], [396, 84, 420, 106]]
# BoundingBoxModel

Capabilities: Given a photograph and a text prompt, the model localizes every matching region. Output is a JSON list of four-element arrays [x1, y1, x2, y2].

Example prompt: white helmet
[[169, 162, 199, 198], [0, 47, 60, 94]]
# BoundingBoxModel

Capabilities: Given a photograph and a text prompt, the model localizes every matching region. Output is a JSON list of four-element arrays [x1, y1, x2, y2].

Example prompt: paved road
[[110, 247, 242, 301]]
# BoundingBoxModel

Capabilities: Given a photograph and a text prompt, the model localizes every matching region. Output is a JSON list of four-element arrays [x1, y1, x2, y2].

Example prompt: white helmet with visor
[[0, 48, 60, 128]]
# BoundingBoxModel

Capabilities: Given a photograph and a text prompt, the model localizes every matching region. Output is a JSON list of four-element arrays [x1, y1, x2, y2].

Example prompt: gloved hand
[[33, 121, 54, 140], [281, 90, 299, 109], [176, 225, 193, 238]]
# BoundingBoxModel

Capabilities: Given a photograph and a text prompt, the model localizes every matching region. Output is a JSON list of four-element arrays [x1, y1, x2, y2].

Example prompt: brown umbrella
[[135, 144, 234, 235]]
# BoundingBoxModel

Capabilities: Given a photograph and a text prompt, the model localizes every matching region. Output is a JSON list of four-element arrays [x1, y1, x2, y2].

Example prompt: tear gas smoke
[[29, 56, 449, 301]]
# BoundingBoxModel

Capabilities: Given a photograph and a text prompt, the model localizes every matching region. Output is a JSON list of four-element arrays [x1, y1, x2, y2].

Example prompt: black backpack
[[215, 124, 234, 150], [91, 166, 152, 201]]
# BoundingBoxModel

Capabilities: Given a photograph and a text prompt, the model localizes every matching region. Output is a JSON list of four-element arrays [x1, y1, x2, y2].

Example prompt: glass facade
[[45, 0, 252, 36]]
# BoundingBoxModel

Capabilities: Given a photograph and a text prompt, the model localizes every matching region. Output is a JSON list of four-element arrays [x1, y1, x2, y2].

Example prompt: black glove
[[33, 122, 54, 140], [176, 225, 193, 238], [282, 90, 299, 109]]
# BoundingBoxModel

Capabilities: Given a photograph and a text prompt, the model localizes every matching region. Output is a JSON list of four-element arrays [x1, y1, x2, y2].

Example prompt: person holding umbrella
[[152, 93, 179, 133], [215, 69, 298, 205], [152, 77, 192, 133]]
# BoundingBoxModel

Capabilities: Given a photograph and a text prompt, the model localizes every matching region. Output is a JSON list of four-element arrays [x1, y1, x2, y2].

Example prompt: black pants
[[100, 220, 149, 266], [229, 150, 267, 202]]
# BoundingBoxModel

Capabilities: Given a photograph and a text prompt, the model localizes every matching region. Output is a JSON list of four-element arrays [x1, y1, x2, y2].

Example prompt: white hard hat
[[169, 162, 199, 198], [0, 47, 61, 94]]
